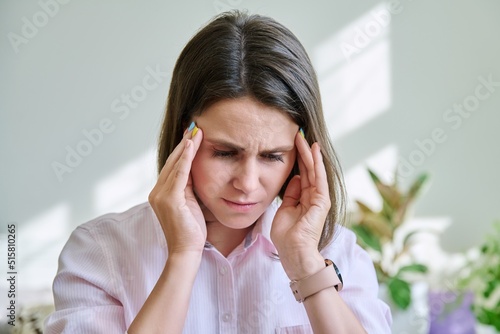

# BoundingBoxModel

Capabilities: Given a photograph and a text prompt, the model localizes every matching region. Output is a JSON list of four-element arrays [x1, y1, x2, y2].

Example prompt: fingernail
[[187, 121, 195, 132], [191, 125, 199, 138], [299, 128, 305, 139]]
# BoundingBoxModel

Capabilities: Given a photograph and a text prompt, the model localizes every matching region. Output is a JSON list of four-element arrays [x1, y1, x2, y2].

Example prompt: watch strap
[[289, 259, 343, 303]]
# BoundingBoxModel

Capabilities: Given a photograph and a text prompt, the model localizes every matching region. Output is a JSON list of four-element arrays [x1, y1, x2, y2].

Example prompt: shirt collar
[[201, 198, 281, 255]]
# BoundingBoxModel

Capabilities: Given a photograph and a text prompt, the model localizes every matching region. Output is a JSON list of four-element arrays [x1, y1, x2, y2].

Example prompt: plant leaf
[[397, 263, 428, 276], [355, 200, 374, 215], [358, 213, 393, 240], [353, 200, 393, 239], [402, 231, 419, 247], [407, 173, 429, 200], [476, 307, 500, 330], [350, 225, 382, 252], [388, 277, 412, 310], [367, 168, 382, 183], [381, 200, 394, 222], [368, 169, 401, 210], [401, 228, 446, 249], [396, 173, 429, 226]]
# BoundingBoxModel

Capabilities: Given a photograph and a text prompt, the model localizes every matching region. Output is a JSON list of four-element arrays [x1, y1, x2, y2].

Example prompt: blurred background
[[1, 0, 499, 332]]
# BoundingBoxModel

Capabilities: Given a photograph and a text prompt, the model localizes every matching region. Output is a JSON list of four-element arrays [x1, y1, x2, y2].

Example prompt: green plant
[[349, 168, 430, 310], [459, 222, 500, 330]]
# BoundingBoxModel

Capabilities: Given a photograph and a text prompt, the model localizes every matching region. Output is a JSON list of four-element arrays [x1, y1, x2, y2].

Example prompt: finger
[[311, 142, 329, 196], [156, 134, 190, 186], [281, 175, 301, 208], [296, 146, 310, 190], [157, 124, 202, 185], [189, 125, 203, 155], [167, 127, 203, 194], [185, 128, 203, 190], [295, 132, 315, 188]]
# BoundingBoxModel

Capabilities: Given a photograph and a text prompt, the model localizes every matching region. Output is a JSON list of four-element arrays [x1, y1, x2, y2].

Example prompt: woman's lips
[[223, 199, 258, 212]]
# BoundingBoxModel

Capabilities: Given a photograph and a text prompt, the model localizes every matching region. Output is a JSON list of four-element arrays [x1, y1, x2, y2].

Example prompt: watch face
[[332, 262, 343, 285]]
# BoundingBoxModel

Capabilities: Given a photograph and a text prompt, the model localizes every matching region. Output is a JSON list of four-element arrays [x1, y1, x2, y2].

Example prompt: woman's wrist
[[165, 251, 203, 274], [280, 251, 325, 281]]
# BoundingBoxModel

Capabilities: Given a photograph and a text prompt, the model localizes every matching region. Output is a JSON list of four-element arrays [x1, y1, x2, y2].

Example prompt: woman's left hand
[[271, 132, 331, 280]]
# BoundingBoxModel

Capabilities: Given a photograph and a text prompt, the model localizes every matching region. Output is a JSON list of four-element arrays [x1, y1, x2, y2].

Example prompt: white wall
[[1, 0, 499, 308]]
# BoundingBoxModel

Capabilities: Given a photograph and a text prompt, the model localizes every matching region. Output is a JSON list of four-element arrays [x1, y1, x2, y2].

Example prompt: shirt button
[[222, 313, 232, 322], [219, 266, 227, 276]]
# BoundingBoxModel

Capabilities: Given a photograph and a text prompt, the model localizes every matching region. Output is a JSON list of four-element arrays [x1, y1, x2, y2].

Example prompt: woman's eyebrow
[[206, 139, 243, 151], [205, 138, 294, 152]]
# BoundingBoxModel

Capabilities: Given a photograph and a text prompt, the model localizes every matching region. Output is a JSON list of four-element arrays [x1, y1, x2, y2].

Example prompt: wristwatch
[[290, 259, 343, 303]]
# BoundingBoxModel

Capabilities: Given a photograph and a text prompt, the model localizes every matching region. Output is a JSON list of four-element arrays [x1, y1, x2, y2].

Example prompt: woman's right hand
[[148, 124, 206, 255], [130, 125, 205, 333]]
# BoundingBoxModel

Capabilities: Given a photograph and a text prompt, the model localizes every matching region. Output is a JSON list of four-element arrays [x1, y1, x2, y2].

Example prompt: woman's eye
[[263, 154, 284, 163], [212, 149, 284, 163], [212, 150, 236, 158]]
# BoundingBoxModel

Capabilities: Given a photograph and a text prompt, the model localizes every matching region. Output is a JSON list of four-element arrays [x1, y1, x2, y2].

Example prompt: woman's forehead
[[194, 97, 298, 146], [196, 97, 296, 129]]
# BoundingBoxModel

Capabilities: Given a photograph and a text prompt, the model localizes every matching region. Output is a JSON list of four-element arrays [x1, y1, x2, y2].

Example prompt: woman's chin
[[203, 207, 263, 230]]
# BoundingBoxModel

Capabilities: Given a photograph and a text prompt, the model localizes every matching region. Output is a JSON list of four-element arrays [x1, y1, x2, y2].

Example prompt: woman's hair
[[157, 10, 346, 251]]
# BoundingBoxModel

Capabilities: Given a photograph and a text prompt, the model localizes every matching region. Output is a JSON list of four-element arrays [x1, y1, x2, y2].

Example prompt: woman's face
[[191, 97, 299, 229]]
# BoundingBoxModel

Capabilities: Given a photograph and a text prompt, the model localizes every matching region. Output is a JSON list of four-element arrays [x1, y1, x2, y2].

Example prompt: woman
[[45, 11, 391, 333]]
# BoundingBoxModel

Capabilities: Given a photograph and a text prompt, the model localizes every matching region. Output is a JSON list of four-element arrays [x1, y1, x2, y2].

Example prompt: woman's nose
[[232, 159, 260, 194]]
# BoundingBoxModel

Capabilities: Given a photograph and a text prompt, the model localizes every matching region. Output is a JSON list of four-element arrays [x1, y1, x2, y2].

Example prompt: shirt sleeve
[[44, 225, 127, 334], [328, 228, 393, 333]]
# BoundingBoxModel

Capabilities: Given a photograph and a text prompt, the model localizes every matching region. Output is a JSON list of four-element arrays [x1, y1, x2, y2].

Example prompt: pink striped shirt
[[45, 200, 391, 333]]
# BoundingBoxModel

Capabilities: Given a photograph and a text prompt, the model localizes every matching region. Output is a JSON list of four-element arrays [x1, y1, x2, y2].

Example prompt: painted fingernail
[[299, 128, 305, 139], [187, 121, 195, 132], [191, 125, 199, 138]]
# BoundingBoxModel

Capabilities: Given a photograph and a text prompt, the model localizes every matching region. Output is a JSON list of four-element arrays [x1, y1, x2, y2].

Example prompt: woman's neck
[[206, 222, 253, 257]]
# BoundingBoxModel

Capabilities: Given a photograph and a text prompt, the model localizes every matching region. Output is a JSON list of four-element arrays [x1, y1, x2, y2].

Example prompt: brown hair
[[157, 10, 346, 251]]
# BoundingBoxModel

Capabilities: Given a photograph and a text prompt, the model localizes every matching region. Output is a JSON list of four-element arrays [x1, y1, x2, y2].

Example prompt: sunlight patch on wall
[[94, 148, 157, 214], [0, 203, 70, 306], [313, 3, 392, 141]]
